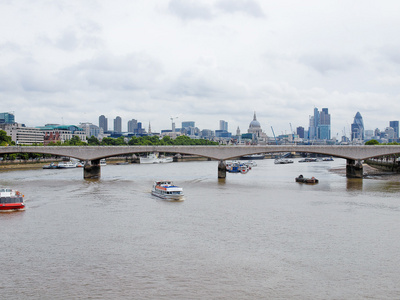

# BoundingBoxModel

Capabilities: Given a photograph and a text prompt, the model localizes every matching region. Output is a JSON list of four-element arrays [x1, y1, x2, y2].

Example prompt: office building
[[182, 121, 195, 129], [389, 121, 399, 139], [0, 112, 15, 124], [37, 124, 86, 145], [308, 108, 331, 140], [79, 122, 100, 138], [0, 123, 44, 145], [351, 112, 364, 141], [128, 119, 138, 133], [114, 116, 122, 133], [219, 120, 228, 131], [99, 115, 108, 132], [296, 126, 305, 139]]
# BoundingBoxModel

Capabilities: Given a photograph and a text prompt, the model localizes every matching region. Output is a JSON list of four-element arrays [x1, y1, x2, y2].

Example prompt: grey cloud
[[380, 45, 400, 64], [55, 30, 80, 51], [168, 0, 213, 20], [60, 53, 164, 90], [0, 58, 64, 93], [299, 53, 360, 74], [216, 0, 265, 18]]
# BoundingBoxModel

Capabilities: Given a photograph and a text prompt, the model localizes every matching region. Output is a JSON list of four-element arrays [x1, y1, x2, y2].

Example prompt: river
[[1, 158, 400, 299]]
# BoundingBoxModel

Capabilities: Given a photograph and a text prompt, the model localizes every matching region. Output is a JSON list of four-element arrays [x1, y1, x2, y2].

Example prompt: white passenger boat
[[140, 153, 173, 164], [274, 158, 294, 164], [151, 181, 184, 201], [57, 161, 78, 168], [100, 159, 107, 166]]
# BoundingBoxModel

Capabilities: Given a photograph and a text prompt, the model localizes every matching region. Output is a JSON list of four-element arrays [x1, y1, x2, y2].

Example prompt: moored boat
[[295, 174, 319, 184], [298, 158, 319, 163], [57, 161, 78, 168], [322, 156, 334, 161], [140, 153, 173, 164], [274, 158, 294, 164], [240, 154, 265, 160], [226, 161, 250, 174], [43, 162, 57, 169], [0, 188, 25, 211], [151, 181, 184, 201]]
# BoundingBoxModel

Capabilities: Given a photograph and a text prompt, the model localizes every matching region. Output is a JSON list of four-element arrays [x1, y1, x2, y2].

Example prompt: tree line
[[0, 130, 218, 161]]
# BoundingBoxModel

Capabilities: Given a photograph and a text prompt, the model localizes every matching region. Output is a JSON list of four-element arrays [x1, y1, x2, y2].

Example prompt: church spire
[[253, 111, 257, 121]]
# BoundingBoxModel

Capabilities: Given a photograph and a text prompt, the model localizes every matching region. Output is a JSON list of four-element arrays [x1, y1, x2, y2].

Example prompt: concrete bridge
[[1, 145, 400, 179]]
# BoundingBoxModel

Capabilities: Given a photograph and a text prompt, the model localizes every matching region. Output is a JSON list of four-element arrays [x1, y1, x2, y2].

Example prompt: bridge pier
[[218, 160, 226, 178], [84, 159, 101, 179], [346, 159, 363, 178]]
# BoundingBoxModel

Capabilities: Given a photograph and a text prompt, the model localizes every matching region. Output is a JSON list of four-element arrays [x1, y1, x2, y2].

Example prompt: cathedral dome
[[249, 112, 261, 128]]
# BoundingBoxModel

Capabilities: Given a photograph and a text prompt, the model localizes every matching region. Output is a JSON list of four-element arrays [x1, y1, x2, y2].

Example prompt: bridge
[[1, 145, 400, 179]]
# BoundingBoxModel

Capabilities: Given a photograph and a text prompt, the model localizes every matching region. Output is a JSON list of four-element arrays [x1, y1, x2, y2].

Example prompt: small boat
[[226, 161, 250, 174], [240, 154, 265, 160], [298, 158, 319, 163], [322, 157, 334, 161], [274, 158, 294, 164], [57, 161, 78, 168], [140, 153, 173, 164], [0, 188, 25, 211], [151, 181, 184, 201], [43, 162, 57, 169], [243, 160, 257, 167], [100, 159, 107, 166], [76, 161, 85, 168], [295, 175, 319, 184]]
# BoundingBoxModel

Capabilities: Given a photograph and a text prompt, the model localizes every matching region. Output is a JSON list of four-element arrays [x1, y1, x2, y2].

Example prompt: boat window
[[6, 197, 11, 203], [0, 197, 4, 204]]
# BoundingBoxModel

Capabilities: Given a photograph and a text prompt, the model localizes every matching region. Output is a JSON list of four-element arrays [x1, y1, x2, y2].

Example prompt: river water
[[1, 158, 400, 299]]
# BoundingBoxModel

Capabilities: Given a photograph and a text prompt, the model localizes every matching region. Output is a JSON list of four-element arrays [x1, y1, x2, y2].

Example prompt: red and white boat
[[0, 188, 25, 211], [151, 181, 184, 201]]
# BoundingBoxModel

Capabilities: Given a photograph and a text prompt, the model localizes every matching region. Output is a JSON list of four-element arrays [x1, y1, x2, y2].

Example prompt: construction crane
[[271, 126, 278, 145], [170, 116, 178, 133]]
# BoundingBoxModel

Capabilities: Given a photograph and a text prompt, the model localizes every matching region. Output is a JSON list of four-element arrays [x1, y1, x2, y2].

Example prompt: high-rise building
[[114, 116, 122, 133], [79, 122, 100, 138], [182, 121, 195, 129], [219, 120, 228, 131], [128, 119, 138, 133], [308, 107, 331, 140], [296, 126, 305, 139], [389, 121, 399, 139], [318, 108, 331, 140], [0, 112, 15, 124], [351, 112, 364, 141], [99, 115, 108, 132]]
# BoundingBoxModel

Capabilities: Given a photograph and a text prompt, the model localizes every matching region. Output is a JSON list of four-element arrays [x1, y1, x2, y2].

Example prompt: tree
[[0, 130, 12, 146], [87, 136, 100, 145], [365, 139, 380, 145]]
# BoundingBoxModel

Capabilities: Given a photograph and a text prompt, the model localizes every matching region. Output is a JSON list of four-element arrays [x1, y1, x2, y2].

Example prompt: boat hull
[[151, 191, 184, 201], [295, 177, 319, 184], [0, 203, 25, 211]]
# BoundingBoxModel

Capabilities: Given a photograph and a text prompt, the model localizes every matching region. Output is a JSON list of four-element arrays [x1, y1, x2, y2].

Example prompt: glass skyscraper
[[351, 112, 364, 141], [389, 121, 399, 139], [308, 108, 331, 140], [0, 112, 15, 124]]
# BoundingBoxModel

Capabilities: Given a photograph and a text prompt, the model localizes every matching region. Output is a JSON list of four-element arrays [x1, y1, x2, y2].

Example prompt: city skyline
[[1, 1, 400, 136]]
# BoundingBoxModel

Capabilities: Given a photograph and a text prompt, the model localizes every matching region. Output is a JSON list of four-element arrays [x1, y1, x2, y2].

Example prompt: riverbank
[[330, 163, 400, 180], [0, 158, 127, 170]]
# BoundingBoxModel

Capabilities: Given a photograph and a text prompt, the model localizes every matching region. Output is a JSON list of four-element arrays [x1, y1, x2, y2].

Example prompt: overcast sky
[[1, 0, 400, 137]]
